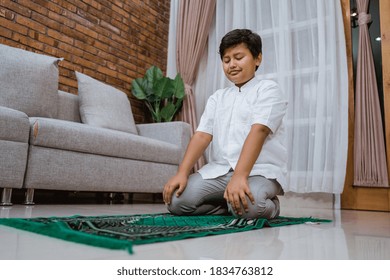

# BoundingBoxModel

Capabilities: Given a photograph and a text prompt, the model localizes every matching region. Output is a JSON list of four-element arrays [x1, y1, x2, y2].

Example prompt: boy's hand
[[163, 172, 188, 205], [224, 174, 255, 215]]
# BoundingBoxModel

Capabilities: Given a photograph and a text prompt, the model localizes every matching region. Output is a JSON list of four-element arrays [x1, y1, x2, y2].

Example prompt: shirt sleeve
[[196, 93, 217, 135], [251, 81, 288, 133]]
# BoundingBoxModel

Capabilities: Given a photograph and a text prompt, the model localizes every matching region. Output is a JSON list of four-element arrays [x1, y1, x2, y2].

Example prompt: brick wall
[[0, 0, 171, 123]]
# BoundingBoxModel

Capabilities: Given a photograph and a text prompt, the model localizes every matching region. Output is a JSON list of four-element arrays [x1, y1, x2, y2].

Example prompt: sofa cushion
[[76, 72, 138, 134], [29, 118, 182, 165], [57, 90, 81, 123], [0, 44, 61, 118]]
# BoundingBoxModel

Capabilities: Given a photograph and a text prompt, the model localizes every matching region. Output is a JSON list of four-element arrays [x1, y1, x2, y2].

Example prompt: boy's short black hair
[[219, 28, 262, 61]]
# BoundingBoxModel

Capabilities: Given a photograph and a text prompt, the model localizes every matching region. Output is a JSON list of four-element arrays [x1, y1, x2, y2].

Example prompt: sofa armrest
[[0, 106, 30, 143], [136, 121, 191, 158]]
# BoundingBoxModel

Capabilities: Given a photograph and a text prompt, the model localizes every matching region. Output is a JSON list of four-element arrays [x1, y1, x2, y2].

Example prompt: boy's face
[[222, 43, 262, 87]]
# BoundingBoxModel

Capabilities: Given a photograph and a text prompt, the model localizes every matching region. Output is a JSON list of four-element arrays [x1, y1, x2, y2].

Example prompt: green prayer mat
[[0, 213, 331, 254]]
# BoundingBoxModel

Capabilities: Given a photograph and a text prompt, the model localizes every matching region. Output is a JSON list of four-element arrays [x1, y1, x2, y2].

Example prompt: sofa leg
[[0, 188, 13, 206], [24, 189, 35, 205]]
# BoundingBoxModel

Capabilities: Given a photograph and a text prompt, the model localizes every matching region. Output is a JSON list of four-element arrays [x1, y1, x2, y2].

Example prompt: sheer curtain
[[168, 0, 348, 194]]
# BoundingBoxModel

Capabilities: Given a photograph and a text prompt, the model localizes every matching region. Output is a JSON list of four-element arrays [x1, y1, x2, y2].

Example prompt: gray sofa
[[0, 44, 190, 206]]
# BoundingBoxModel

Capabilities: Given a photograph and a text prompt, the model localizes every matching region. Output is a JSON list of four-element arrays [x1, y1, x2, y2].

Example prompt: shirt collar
[[234, 76, 259, 92]]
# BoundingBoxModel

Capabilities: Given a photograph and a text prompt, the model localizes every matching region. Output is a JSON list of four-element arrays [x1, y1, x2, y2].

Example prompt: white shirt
[[196, 77, 288, 189]]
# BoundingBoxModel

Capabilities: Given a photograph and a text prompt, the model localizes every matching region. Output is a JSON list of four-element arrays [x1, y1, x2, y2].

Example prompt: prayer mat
[[0, 213, 331, 254]]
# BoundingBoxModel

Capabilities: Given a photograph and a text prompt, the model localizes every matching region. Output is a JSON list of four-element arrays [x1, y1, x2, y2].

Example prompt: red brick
[[0, 25, 11, 38], [47, 29, 74, 45], [0, 7, 15, 20], [17, 0, 48, 16], [0, 17, 27, 35], [15, 15, 46, 34], [100, 20, 120, 35], [1, 1, 31, 18]]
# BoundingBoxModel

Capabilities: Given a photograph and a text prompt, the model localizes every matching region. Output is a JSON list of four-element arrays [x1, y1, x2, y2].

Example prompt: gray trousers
[[167, 171, 282, 219]]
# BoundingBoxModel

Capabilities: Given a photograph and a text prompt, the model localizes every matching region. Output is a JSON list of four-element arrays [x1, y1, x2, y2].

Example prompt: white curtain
[[168, 0, 348, 194]]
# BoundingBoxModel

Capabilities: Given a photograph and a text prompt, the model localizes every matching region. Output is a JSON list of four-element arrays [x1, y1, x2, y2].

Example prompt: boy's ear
[[256, 53, 262, 67]]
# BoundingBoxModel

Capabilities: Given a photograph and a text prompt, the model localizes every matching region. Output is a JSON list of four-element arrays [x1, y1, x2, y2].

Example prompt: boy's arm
[[177, 131, 212, 176], [163, 131, 212, 205], [224, 124, 270, 215]]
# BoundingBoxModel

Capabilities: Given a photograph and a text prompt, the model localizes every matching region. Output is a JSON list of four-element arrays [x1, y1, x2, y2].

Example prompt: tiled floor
[[0, 203, 389, 260]]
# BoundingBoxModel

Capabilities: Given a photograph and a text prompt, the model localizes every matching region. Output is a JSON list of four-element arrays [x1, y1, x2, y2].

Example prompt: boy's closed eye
[[223, 53, 245, 63]]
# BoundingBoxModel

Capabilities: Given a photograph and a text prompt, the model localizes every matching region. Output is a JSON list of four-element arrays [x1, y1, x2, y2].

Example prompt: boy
[[163, 29, 287, 219]]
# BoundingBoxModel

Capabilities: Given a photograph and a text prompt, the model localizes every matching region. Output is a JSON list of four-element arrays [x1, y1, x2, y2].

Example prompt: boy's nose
[[229, 61, 237, 68]]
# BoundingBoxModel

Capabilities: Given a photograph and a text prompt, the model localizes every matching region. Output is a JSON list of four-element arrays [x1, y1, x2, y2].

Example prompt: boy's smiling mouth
[[229, 70, 241, 75]]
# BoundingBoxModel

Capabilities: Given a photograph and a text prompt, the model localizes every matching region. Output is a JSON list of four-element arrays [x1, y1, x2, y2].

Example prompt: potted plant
[[131, 65, 185, 122]]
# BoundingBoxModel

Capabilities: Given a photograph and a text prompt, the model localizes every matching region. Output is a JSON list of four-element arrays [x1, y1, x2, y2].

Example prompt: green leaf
[[172, 73, 185, 99], [154, 77, 173, 99], [145, 66, 163, 85], [131, 78, 147, 100], [174, 98, 183, 110], [160, 103, 176, 122]]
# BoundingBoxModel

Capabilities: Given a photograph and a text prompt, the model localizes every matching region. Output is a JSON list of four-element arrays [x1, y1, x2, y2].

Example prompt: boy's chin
[[228, 77, 242, 85]]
